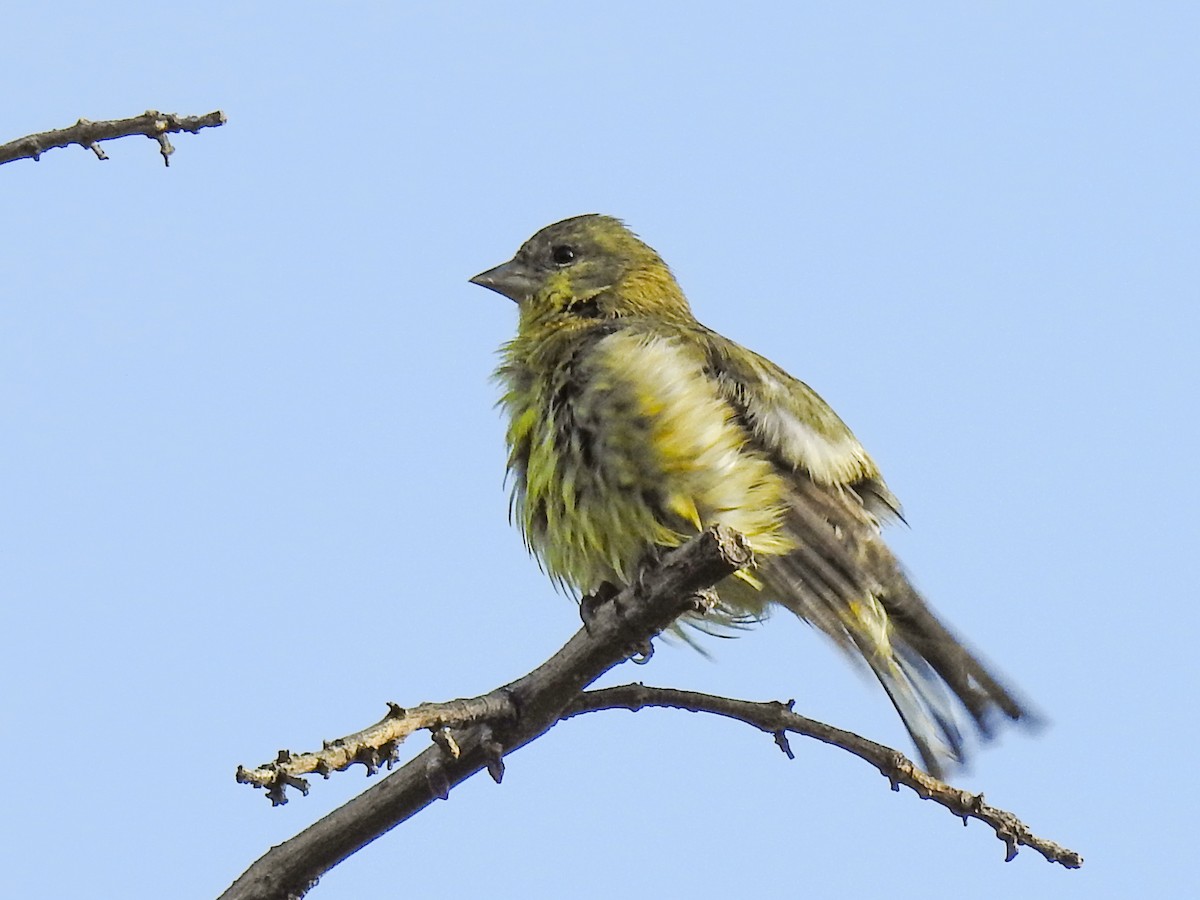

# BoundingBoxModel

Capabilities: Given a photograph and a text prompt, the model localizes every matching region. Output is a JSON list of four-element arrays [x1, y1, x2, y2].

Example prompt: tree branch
[[0, 109, 226, 167], [564, 684, 1083, 869], [222, 524, 1080, 898], [221, 525, 753, 900], [236, 692, 522, 804]]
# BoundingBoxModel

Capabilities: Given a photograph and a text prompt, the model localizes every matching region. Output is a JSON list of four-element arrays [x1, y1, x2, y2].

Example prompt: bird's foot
[[579, 582, 620, 633], [580, 581, 657, 664]]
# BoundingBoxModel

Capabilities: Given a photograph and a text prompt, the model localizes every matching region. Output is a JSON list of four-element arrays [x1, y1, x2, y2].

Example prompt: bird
[[470, 213, 1032, 776]]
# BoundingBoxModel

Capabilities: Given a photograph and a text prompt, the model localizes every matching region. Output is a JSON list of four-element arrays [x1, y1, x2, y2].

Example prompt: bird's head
[[470, 214, 692, 326]]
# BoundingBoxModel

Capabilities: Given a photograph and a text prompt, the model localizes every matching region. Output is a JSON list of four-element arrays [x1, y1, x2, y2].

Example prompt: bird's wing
[[695, 327, 1030, 775], [699, 328, 902, 521]]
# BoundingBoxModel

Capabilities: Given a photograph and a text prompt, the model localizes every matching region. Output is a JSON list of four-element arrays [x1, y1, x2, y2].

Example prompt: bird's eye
[[551, 245, 576, 266]]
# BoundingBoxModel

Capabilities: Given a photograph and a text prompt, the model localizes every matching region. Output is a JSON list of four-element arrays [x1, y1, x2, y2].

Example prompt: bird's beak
[[469, 259, 536, 303]]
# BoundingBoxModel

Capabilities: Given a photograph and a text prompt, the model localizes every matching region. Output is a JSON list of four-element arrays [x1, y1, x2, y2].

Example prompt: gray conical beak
[[469, 259, 537, 303]]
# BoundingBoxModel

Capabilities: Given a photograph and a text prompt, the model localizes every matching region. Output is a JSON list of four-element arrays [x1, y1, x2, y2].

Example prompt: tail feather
[[872, 644, 967, 775], [761, 478, 1032, 777]]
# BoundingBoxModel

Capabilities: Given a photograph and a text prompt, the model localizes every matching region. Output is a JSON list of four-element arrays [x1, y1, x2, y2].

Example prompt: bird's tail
[[762, 482, 1033, 778]]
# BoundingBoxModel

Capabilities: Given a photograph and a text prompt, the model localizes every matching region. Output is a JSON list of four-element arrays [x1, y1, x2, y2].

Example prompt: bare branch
[[236, 694, 519, 804], [565, 684, 1083, 869], [0, 110, 226, 167], [222, 524, 1079, 897], [220, 525, 753, 900]]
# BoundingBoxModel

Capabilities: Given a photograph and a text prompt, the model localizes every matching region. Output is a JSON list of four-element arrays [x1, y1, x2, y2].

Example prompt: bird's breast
[[499, 327, 791, 593]]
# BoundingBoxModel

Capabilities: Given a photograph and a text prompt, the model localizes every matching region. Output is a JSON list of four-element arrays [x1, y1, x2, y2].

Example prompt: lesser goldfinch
[[471, 214, 1030, 775]]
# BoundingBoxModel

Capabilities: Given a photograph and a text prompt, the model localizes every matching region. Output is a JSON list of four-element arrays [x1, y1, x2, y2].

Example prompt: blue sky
[[3, 3, 1196, 898]]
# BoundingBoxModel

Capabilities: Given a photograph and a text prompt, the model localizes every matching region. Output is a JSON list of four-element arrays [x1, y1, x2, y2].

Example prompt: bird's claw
[[580, 581, 658, 664], [627, 640, 655, 664], [580, 582, 620, 633], [632, 545, 667, 598]]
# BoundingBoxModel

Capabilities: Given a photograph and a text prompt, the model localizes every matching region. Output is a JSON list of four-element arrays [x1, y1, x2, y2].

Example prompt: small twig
[[236, 695, 517, 805], [0, 110, 226, 167], [564, 684, 1083, 869]]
